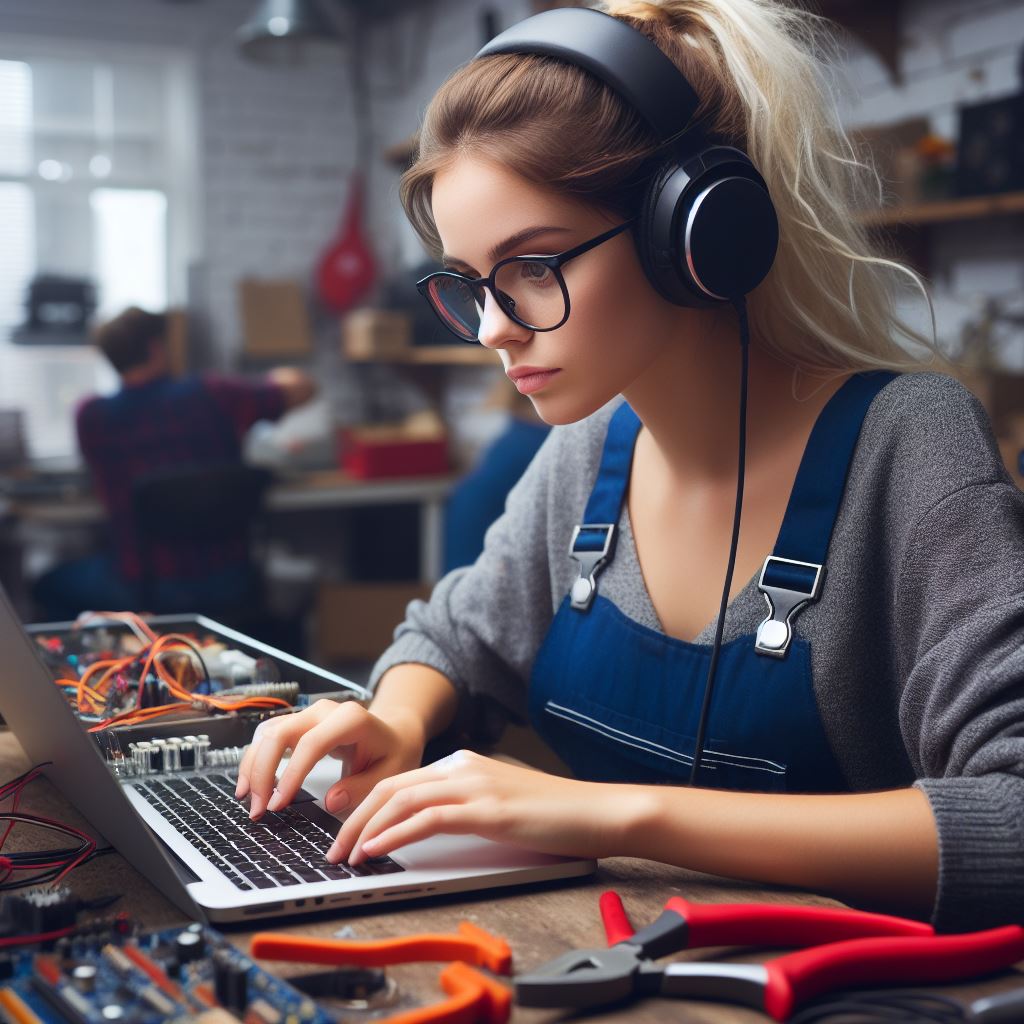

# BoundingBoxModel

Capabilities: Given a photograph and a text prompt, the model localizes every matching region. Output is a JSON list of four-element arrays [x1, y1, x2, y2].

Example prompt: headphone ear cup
[[633, 158, 692, 306], [634, 148, 780, 308]]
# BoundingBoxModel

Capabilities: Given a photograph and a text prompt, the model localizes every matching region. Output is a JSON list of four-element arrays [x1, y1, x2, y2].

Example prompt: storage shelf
[[345, 345, 499, 366], [858, 191, 1024, 227]]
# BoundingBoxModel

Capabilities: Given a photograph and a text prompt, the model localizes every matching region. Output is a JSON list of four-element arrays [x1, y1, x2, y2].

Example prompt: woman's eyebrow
[[443, 225, 573, 270]]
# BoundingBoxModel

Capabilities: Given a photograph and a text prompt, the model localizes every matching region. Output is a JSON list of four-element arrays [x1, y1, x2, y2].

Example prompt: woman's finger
[[329, 757, 468, 861], [342, 779, 469, 860], [243, 701, 355, 816], [350, 804, 484, 864], [266, 713, 365, 811]]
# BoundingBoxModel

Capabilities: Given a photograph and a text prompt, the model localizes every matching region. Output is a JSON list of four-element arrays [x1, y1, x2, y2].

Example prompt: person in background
[[32, 306, 315, 620], [443, 380, 550, 573]]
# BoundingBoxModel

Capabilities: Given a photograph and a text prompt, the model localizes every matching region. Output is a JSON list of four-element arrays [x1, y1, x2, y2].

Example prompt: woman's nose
[[477, 291, 532, 350]]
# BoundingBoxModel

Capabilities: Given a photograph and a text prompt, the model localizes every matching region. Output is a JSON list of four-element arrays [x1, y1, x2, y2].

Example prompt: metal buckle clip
[[568, 524, 616, 611], [755, 555, 824, 658]]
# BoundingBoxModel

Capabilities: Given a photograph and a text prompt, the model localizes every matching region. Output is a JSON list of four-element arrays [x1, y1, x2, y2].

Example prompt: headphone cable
[[688, 295, 750, 786]]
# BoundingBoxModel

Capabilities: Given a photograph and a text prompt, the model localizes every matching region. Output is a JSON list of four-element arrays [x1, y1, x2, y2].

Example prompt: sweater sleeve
[[894, 464, 1024, 929], [367, 426, 565, 740]]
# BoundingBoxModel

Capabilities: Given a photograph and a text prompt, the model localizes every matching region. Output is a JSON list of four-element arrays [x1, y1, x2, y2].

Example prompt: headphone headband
[[475, 8, 700, 143], [474, 7, 778, 307]]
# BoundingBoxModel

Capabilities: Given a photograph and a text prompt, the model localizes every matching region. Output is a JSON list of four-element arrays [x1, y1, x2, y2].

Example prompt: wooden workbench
[[2, 729, 1021, 1023]]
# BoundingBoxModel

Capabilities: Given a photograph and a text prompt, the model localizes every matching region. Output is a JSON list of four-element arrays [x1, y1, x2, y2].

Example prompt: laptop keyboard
[[133, 772, 404, 891]]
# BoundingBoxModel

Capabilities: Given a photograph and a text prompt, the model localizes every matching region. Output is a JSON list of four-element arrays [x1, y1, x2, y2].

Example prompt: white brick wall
[[0, 0, 356, 365], [1, 0, 1019, 412]]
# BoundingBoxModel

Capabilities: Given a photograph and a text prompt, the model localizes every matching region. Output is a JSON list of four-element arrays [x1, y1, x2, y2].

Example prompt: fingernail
[[235, 778, 249, 799], [361, 837, 381, 854], [266, 789, 283, 812], [249, 794, 266, 820], [326, 790, 350, 813], [349, 845, 363, 865]]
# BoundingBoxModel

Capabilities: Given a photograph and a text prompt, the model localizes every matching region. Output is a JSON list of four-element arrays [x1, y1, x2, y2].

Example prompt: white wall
[[0, 0, 357, 364], [1, 0, 1020, 415], [836, 0, 1024, 365]]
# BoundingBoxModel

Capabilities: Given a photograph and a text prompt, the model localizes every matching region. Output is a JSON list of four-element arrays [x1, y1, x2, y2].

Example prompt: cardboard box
[[315, 581, 431, 663], [239, 278, 313, 358], [342, 309, 411, 359]]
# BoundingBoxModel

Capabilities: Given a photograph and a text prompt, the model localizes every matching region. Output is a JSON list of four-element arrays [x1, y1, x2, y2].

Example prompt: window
[[0, 44, 196, 461]]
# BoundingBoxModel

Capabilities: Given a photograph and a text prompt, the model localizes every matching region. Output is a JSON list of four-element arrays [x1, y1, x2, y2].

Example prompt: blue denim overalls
[[528, 371, 897, 793]]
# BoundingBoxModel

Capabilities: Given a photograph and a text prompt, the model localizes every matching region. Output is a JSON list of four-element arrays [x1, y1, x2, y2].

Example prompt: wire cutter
[[251, 922, 512, 1024], [515, 893, 1024, 1020]]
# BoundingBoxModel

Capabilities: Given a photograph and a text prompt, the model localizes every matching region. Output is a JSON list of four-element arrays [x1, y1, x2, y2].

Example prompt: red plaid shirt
[[77, 373, 286, 582]]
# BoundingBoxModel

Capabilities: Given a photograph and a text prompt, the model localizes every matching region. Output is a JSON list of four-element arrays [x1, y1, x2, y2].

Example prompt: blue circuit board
[[0, 922, 335, 1024]]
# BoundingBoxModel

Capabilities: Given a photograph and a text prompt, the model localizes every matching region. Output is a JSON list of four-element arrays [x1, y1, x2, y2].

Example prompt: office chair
[[132, 463, 273, 621]]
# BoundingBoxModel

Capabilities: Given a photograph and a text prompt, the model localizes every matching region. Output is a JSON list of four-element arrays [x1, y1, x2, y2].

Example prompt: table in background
[[2, 729, 1022, 1024], [2, 470, 456, 610]]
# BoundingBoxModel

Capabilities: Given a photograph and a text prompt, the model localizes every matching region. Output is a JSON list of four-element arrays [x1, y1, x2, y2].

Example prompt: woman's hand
[[326, 749, 636, 865], [234, 699, 426, 819]]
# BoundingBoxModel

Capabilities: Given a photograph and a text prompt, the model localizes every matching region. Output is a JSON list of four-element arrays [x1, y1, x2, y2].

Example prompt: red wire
[[0, 925, 75, 948]]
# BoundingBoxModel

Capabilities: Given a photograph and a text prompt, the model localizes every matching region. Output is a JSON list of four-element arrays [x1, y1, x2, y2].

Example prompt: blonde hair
[[401, 0, 942, 376]]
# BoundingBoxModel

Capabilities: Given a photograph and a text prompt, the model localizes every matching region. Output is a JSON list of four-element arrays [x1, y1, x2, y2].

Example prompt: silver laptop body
[[0, 588, 594, 923]]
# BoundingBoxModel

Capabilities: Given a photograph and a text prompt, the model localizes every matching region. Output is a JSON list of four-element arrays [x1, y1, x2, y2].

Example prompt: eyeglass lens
[[427, 260, 566, 340]]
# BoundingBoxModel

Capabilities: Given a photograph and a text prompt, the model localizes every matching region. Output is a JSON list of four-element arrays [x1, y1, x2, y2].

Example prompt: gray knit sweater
[[369, 372, 1024, 932]]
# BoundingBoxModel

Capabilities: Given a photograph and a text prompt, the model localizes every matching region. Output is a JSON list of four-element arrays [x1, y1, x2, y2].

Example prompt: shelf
[[858, 191, 1024, 228], [346, 346, 499, 366]]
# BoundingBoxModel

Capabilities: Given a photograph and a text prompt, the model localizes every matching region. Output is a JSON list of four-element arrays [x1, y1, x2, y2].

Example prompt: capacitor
[[213, 948, 249, 1011], [175, 929, 204, 965], [101, 1006, 124, 1021], [71, 964, 97, 994]]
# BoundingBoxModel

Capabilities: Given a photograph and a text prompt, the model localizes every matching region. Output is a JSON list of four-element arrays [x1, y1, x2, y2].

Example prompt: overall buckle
[[755, 555, 824, 658], [568, 524, 616, 611]]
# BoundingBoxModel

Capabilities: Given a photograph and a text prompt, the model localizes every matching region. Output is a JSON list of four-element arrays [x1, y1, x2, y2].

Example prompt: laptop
[[0, 587, 595, 923]]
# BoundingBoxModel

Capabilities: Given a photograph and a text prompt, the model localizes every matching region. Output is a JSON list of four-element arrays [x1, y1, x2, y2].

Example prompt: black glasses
[[416, 220, 634, 344]]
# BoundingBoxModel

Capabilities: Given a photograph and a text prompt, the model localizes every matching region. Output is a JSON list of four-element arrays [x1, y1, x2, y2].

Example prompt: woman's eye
[[520, 262, 553, 284]]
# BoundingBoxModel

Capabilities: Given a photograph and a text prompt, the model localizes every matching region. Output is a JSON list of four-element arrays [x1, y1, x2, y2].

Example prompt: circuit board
[[0, 922, 334, 1024]]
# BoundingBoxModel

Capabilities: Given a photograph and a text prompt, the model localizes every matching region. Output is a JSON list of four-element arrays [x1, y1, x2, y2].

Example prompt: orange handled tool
[[251, 923, 513, 1024], [250, 921, 512, 974]]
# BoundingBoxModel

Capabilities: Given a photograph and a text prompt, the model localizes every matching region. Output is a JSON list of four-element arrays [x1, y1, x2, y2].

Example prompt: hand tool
[[251, 922, 512, 1024], [516, 894, 1024, 1020]]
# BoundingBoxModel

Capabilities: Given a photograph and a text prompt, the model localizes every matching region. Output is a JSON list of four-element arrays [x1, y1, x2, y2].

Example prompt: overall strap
[[755, 370, 899, 656], [569, 402, 642, 611]]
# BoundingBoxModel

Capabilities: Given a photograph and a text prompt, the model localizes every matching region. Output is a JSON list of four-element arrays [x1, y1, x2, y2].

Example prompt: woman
[[237, 0, 1024, 931]]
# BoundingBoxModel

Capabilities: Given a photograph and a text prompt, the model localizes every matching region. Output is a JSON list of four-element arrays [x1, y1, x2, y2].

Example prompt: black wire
[[789, 989, 965, 1024], [689, 296, 751, 786]]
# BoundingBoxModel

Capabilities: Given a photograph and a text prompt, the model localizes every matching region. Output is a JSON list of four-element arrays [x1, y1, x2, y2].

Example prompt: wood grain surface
[[2, 728, 1021, 1023]]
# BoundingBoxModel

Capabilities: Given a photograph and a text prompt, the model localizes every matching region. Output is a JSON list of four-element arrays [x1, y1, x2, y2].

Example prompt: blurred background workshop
[[0, 0, 1022, 689]]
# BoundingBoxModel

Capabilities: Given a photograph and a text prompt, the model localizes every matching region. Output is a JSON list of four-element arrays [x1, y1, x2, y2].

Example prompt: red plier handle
[[600, 891, 933, 956], [763, 924, 1024, 1021]]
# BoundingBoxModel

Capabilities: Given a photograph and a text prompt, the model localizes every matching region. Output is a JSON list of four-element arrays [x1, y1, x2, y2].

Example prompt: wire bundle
[[791, 988, 967, 1023], [0, 765, 107, 892], [44, 613, 291, 731]]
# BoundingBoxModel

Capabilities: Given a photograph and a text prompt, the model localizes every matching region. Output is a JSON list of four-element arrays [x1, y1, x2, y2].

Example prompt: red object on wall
[[316, 173, 377, 312], [340, 430, 450, 479]]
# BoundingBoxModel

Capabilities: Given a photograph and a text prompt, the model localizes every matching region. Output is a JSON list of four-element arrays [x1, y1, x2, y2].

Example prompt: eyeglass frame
[[415, 218, 635, 344]]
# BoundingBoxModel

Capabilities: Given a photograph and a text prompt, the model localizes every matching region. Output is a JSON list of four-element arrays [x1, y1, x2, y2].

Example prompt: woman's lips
[[508, 368, 561, 395]]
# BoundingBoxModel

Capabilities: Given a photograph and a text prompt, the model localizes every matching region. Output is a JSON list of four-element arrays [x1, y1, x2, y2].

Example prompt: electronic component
[[106, 735, 252, 778], [3, 922, 332, 1023]]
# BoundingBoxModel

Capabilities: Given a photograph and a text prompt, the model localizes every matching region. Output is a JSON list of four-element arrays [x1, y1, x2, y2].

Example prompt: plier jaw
[[514, 946, 643, 1008]]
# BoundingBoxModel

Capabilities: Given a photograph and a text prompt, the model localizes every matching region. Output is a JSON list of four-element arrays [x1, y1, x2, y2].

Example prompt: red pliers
[[515, 892, 1024, 1020]]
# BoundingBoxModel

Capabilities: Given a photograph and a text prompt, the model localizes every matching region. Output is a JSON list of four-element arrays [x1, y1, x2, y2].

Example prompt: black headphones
[[476, 7, 779, 308]]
